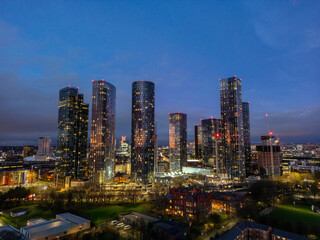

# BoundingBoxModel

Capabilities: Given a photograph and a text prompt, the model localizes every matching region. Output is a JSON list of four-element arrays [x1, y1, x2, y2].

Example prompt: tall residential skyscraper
[[37, 136, 51, 156], [194, 124, 203, 160], [201, 118, 222, 174], [220, 76, 245, 180], [90, 80, 116, 184], [56, 86, 89, 179], [131, 81, 155, 184], [242, 102, 252, 177], [169, 113, 187, 172]]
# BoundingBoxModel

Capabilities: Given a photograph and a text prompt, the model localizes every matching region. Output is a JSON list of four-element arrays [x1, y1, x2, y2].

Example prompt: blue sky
[[0, 0, 319, 145]]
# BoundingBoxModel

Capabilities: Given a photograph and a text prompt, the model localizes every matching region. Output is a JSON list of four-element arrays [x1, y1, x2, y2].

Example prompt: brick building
[[211, 190, 247, 215], [165, 186, 211, 220]]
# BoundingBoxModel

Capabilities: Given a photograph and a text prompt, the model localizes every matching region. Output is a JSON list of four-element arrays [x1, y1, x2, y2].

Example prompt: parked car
[[111, 220, 119, 225]]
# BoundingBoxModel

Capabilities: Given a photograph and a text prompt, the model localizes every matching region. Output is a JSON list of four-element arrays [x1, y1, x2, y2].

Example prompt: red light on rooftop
[[265, 113, 268, 117], [77, 87, 79, 89], [178, 112, 180, 114], [102, 79, 105, 81], [211, 116, 213, 119], [269, 131, 273, 135], [218, 78, 221, 81], [92, 80, 94, 82], [200, 119, 203, 121], [234, 75, 237, 78], [68, 85, 70, 88], [168, 113, 171, 115], [215, 133, 220, 138]]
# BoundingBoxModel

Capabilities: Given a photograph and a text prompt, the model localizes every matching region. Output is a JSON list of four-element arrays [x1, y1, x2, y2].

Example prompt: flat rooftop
[[21, 219, 71, 234], [56, 212, 90, 225]]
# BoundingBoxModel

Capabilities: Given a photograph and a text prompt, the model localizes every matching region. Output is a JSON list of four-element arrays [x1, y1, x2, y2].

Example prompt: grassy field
[[84, 202, 152, 225], [262, 204, 320, 236], [0, 205, 56, 228]]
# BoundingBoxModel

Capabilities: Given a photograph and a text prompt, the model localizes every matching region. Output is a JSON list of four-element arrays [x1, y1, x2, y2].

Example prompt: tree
[[310, 182, 319, 199], [209, 213, 221, 224]]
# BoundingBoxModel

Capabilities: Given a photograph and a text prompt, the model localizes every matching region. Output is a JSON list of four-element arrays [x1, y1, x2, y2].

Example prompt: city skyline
[[1, 1, 320, 145]]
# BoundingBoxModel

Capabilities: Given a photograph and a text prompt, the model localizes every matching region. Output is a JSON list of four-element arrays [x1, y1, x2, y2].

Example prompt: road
[[195, 217, 240, 240]]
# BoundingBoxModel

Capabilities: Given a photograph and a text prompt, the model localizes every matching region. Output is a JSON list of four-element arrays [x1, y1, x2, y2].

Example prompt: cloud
[[251, 105, 320, 143]]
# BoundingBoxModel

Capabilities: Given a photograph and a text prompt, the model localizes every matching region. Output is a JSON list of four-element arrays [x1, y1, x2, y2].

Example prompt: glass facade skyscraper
[[90, 80, 116, 183], [194, 124, 203, 160], [242, 102, 252, 177], [131, 81, 155, 184], [169, 113, 187, 172], [56, 86, 89, 179], [201, 118, 222, 174], [220, 76, 245, 179]]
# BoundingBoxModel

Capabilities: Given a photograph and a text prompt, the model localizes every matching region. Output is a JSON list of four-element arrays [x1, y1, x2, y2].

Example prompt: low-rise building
[[120, 211, 189, 240], [165, 186, 211, 220], [211, 190, 247, 215], [0, 225, 27, 240], [217, 221, 310, 240], [20, 213, 90, 240]]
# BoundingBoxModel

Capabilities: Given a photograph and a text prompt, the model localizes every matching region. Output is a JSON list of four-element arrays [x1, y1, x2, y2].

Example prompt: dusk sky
[[0, 1, 319, 146]]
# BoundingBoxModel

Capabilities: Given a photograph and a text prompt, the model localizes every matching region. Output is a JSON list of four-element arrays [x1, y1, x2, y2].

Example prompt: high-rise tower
[[242, 102, 252, 176], [131, 81, 155, 184], [56, 86, 89, 179], [201, 118, 222, 175], [169, 113, 187, 172], [90, 80, 116, 183], [194, 124, 203, 160], [220, 76, 245, 179], [37, 136, 51, 156]]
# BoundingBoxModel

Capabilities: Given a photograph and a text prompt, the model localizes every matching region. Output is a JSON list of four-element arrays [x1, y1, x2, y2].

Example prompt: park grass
[[0, 205, 56, 228], [262, 204, 320, 235], [84, 202, 152, 225]]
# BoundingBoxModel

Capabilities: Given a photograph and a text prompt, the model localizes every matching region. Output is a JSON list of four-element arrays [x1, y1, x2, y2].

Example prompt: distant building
[[90, 80, 116, 184], [56, 86, 89, 180], [165, 186, 211, 220], [169, 113, 187, 172], [217, 221, 311, 240], [131, 81, 155, 184], [37, 136, 51, 156], [220, 76, 246, 179], [256, 136, 281, 176], [23, 146, 35, 158], [0, 168, 36, 186], [242, 102, 252, 176]]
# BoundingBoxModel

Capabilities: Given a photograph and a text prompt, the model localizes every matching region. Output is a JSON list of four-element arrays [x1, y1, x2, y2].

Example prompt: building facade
[[201, 118, 222, 174], [256, 136, 281, 176], [242, 102, 252, 176], [165, 186, 211, 220], [37, 136, 51, 156], [220, 76, 245, 180], [90, 80, 116, 183], [169, 113, 187, 172], [56, 86, 89, 180], [131, 81, 155, 184], [194, 124, 203, 160]]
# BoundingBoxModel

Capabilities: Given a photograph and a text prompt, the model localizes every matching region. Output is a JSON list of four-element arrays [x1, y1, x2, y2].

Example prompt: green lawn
[[0, 205, 56, 228], [263, 204, 320, 236], [84, 203, 152, 225]]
